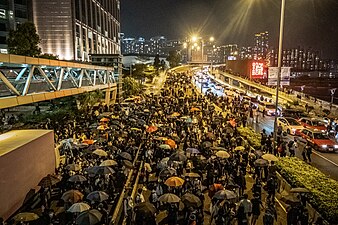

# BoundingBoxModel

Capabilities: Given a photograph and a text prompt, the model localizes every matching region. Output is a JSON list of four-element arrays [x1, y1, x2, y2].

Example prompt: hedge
[[276, 157, 338, 223], [237, 126, 261, 149]]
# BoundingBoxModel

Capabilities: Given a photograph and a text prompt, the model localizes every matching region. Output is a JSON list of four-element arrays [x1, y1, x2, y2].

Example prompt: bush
[[276, 157, 338, 223], [237, 126, 261, 149]]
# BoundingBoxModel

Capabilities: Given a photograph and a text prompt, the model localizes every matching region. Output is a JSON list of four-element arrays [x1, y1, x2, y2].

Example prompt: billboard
[[268, 67, 291, 86], [251, 62, 265, 79]]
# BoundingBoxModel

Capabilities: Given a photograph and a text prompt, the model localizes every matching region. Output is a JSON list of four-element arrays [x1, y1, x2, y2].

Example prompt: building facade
[[253, 31, 269, 60], [32, 0, 121, 61], [121, 35, 167, 56], [0, 0, 31, 53]]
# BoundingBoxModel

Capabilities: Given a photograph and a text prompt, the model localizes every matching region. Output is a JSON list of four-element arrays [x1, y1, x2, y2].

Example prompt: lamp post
[[330, 88, 337, 111], [273, 0, 286, 149]]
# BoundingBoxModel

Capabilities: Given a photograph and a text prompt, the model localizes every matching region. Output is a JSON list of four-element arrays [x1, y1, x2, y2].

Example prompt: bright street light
[[209, 36, 215, 42], [191, 36, 198, 42]]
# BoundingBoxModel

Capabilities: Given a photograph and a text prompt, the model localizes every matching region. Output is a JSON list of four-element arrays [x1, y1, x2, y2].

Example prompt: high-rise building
[[253, 31, 269, 60], [32, 0, 121, 61], [0, 0, 31, 53]]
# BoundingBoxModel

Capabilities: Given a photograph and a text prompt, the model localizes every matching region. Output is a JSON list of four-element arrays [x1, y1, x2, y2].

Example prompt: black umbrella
[[119, 152, 132, 161], [123, 160, 134, 169], [170, 151, 187, 162], [68, 175, 87, 183], [86, 191, 109, 202], [159, 168, 176, 178], [182, 193, 202, 208], [38, 174, 61, 188], [213, 190, 237, 200], [86, 166, 115, 175], [76, 209, 102, 225], [134, 202, 157, 216]]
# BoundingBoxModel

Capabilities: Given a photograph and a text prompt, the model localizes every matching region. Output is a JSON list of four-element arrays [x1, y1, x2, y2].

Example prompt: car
[[277, 117, 304, 135], [215, 85, 223, 90], [259, 102, 281, 116], [281, 108, 307, 119], [298, 128, 338, 152], [298, 118, 327, 132]]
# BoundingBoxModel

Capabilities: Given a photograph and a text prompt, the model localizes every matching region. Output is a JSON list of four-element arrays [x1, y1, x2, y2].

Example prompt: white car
[[277, 117, 304, 135], [215, 85, 223, 90]]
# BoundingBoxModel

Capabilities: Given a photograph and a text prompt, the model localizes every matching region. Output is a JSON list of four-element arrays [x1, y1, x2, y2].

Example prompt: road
[[194, 71, 338, 181]]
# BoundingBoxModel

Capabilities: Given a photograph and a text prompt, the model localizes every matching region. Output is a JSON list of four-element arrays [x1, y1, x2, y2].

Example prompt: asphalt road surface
[[194, 72, 338, 181]]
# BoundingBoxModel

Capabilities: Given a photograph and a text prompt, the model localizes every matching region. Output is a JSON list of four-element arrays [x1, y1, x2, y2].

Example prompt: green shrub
[[237, 126, 261, 149], [276, 157, 338, 223]]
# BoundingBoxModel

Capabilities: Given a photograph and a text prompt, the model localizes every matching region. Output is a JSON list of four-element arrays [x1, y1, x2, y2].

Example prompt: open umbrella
[[170, 151, 187, 162], [254, 158, 269, 167], [87, 191, 109, 202], [154, 136, 168, 141], [131, 127, 142, 132], [100, 160, 118, 167], [13, 212, 39, 222], [165, 176, 185, 187], [119, 152, 132, 161], [76, 209, 102, 225], [216, 151, 230, 159], [165, 139, 176, 149], [38, 174, 61, 188], [67, 202, 91, 213], [206, 132, 216, 140], [66, 163, 81, 171], [210, 147, 227, 151], [185, 172, 200, 178], [234, 146, 245, 151], [97, 125, 108, 130], [146, 125, 158, 133], [62, 190, 84, 203], [186, 148, 200, 154], [83, 139, 95, 145], [182, 193, 202, 208], [159, 144, 171, 150], [123, 160, 134, 169], [281, 195, 301, 205], [134, 202, 157, 216], [100, 117, 110, 122], [262, 153, 279, 162], [170, 112, 180, 117], [68, 174, 87, 183], [159, 168, 176, 178], [213, 190, 237, 200], [158, 193, 181, 203], [92, 149, 108, 157], [202, 141, 212, 148], [86, 166, 115, 175], [290, 187, 310, 193], [190, 107, 201, 112]]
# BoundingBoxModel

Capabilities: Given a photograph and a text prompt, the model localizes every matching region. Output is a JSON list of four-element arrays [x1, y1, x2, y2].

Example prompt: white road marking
[[313, 151, 338, 167]]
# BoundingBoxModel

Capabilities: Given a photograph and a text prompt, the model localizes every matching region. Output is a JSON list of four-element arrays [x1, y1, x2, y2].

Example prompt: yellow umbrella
[[92, 149, 108, 157], [131, 127, 142, 132], [165, 139, 176, 149], [170, 112, 180, 117], [154, 136, 168, 141], [262, 153, 279, 162], [216, 150, 231, 159], [100, 160, 118, 166], [97, 125, 107, 130], [100, 118, 110, 122], [234, 146, 245, 151], [13, 212, 39, 222], [165, 176, 185, 187]]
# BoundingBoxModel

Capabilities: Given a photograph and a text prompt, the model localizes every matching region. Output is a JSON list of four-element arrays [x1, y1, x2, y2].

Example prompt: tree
[[123, 77, 143, 98], [132, 64, 147, 81], [39, 53, 59, 60], [7, 22, 41, 57], [166, 51, 181, 68], [153, 54, 161, 70]]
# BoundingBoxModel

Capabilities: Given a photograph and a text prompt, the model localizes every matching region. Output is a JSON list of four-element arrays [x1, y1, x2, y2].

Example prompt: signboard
[[268, 67, 291, 86], [227, 56, 237, 61], [251, 62, 265, 79]]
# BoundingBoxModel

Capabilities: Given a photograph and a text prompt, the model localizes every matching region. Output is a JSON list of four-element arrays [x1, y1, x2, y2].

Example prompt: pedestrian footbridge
[[0, 53, 120, 109]]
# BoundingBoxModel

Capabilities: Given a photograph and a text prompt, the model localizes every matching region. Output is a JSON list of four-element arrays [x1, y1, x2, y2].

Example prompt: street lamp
[[273, 0, 286, 149], [330, 88, 337, 111]]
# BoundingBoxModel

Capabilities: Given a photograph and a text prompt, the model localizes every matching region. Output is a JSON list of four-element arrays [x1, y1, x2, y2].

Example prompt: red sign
[[251, 62, 265, 79]]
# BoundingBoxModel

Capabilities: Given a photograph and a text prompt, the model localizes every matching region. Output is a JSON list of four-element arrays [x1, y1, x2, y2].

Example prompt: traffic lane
[[295, 141, 338, 180]]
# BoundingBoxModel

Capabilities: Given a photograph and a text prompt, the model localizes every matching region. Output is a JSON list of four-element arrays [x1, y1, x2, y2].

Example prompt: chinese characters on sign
[[251, 62, 264, 79]]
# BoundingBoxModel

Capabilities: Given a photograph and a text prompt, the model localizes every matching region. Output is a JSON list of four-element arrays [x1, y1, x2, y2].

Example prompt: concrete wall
[[0, 131, 55, 220]]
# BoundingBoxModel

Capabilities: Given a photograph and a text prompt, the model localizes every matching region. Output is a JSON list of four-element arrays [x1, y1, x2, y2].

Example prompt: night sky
[[121, 0, 338, 59]]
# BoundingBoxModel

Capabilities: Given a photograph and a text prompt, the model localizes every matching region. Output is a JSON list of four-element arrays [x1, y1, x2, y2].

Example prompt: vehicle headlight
[[334, 145, 338, 149], [321, 145, 327, 148]]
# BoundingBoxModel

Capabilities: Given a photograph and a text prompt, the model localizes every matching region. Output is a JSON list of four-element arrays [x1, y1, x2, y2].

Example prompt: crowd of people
[[5, 69, 326, 225]]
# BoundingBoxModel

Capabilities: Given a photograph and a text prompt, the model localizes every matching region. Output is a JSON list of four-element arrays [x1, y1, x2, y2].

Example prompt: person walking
[[263, 200, 277, 225], [239, 194, 252, 223], [251, 193, 263, 225], [305, 144, 312, 163], [301, 146, 308, 162]]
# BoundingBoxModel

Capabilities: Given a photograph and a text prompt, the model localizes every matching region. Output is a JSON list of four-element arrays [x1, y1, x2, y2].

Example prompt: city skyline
[[121, 0, 338, 60]]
